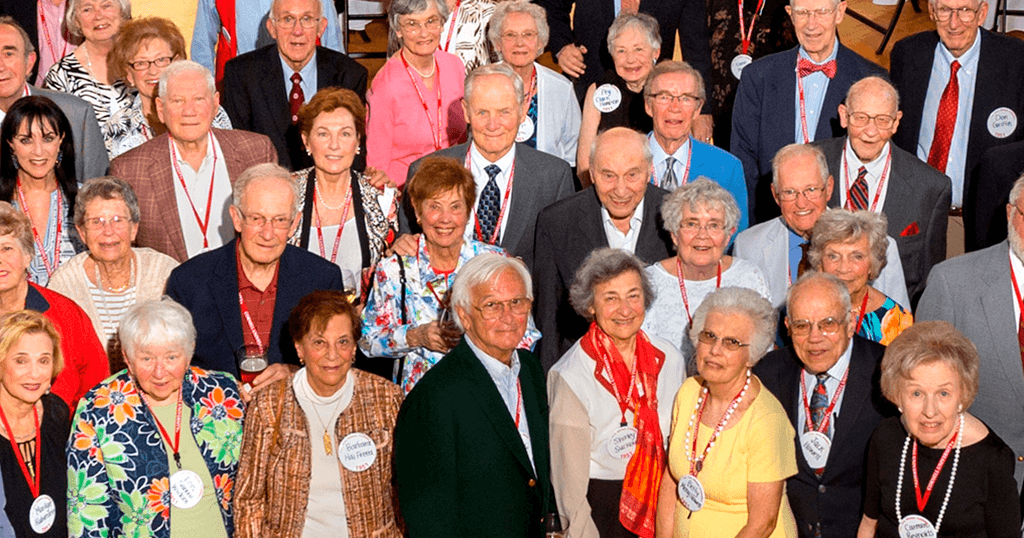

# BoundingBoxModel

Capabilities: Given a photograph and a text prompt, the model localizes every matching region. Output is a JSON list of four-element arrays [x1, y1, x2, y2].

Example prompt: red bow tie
[[798, 57, 837, 78]]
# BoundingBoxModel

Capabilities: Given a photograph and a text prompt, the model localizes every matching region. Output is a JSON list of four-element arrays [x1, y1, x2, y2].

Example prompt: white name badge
[[677, 474, 705, 512], [170, 469, 205, 509], [594, 84, 622, 113], [516, 116, 535, 142], [988, 107, 1017, 139], [29, 494, 56, 534], [898, 515, 937, 538], [800, 431, 831, 469], [731, 54, 753, 79], [339, 432, 377, 472], [606, 426, 638, 460]]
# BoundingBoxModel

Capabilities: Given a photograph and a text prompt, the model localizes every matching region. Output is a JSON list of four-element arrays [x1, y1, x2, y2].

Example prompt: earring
[[11, 156, 17, 170], [56, 151, 63, 165], [958, 404, 963, 412], [356, 146, 362, 155]]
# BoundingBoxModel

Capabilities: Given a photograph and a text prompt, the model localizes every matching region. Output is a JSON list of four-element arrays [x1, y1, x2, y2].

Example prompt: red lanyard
[[853, 291, 870, 334], [799, 366, 849, 434], [525, 66, 538, 105], [797, 70, 812, 143], [169, 133, 219, 249], [911, 430, 959, 512], [842, 147, 892, 212], [314, 186, 353, 264], [441, 0, 462, 53], [238, 292, 265, 354], [514, 378, 523, 429], [737, 0, 767, 54], [676, 258, 721, 323], [649, 135, 693, 186], [38, 1, 68, 67], [0, 404, 41, 497], [16, 180, 61, 279], [140, 390, 184, 470], [588, 329, 640, 426], [689, 385, 745, 476], [467, 151, 516, 245], [1011, 255, 1024, 324], [400, 51, 444, 151], [425, 272, 454, 305]]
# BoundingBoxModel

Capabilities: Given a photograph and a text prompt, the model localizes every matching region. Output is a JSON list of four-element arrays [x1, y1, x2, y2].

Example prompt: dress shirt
[[237, 249, 280, 351], [279, 51, 318, 105], [838, 140, 892, 210], [794, 41, 839, 143], [1010, 246, 1024, 326], [916, 31, 981, 207], [797, 338, 853, 438], [648, 133, 692, 188], [171, 133, 234, 257], [602, 198, 645, 254], [466, 143, 516, 243], [466, 336, 536, 471], [788, 227, 806, 284]]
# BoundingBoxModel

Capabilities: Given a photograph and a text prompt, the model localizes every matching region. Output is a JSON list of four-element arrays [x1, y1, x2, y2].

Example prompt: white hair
[[450, 254, 532, 329], [158, 60, 216, 100]]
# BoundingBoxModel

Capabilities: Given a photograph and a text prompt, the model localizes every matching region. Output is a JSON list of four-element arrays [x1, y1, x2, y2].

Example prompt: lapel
[[316, 47, 338, 89], [575, 188, 611, 250], [765, 218, 790, 295], [150, 135, 189, 261], [635, 185, 669, 262], [208, 240, 245, 356], [880, 147, 917, 231], [270, 247, 306, 360], [501, 144, 532, 254], [768, 48, 799, 144], [978, 243, 1024, 405], [824, 338, 873, 473], [257, 50, 291, 137], [967, 30, 1002, 178], [820, 137, 846, 207], [215, 130, 249, 180], [904, 34, 939, 145], [819, 44, 853, 138]]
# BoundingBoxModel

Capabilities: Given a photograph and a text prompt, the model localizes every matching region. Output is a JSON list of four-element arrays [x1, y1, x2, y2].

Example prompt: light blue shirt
[[787, 227, 806, 284], [916, 31, 981, 207], [797, 338, 854, 438], [279, 50, 318, 105], [648, 133, 691, 188], [466, 336, 536, 471], [191, 0, 343, 74], [794, 41, 838, 143]]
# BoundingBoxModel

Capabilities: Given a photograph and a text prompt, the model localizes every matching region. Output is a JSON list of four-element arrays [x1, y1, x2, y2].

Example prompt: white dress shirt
[[837, 140, 892, 211], [601, 198, 645, 254], [171, 133, 234, 258], [465, 143, 516, 244], [797, 339, 854, 438]]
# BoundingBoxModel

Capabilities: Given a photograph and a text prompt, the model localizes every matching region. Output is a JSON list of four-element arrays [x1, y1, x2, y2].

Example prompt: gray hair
[[232, 163, 301, 216], [0, 17, 35, 56], [590, 127, 653, 172], [771, 143, 830, 190], [569, 248, 655, 320], [465, 63, 525, 107], [661, 177, 741, 237], [606, 12, 661, 55], [450, 254, 533, 329], [880, 320, 980, 409], [388, 0, 449, 45], [488, 1, 550, 53], [270, 0, 323, 18], [67, 0, 132, 39], [807, 209, 889, 281], [158, 60, 216, 100], [119, 297, 197, 361], [644, 60, 706, 102], [785, 271, 852, 322], [74, 176, 141, 228], [846, 75, 900, 111], [689, 287, 777, 365]]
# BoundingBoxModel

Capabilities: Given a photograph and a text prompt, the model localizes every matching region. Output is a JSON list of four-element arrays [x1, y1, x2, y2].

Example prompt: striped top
[[43, 52, 133, 125], [87, 282, 137, 345]]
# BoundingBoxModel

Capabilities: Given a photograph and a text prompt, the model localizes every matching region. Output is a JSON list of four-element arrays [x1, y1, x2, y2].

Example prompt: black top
[[595, 70, 652, 135], [0, 394, 69, 538], [863, 416, 1020, 538]]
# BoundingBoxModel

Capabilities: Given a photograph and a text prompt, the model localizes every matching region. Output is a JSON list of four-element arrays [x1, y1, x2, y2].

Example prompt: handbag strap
[[398, 255, 408, 325]]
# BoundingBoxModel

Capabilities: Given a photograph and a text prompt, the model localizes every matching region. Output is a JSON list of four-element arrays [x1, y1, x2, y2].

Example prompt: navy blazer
[[731, 43, 886, 223], [164, 240, 343, 375]]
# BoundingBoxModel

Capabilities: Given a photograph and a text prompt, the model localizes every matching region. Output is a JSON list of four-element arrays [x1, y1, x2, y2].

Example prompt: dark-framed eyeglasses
[[128, 55, 176, 71]]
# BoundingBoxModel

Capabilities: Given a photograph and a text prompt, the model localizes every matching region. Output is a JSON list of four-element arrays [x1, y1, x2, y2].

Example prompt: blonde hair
[[0, 311, 64, 380]]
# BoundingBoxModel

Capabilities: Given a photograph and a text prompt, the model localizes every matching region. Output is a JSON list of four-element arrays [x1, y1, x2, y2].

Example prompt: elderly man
[[533, 127, 673, 370], [398, 63, 575, 264], [734, 143, 909, 309], [111, 60, 277, 262], [918, 173, 1024, 488], [755, 271, 896, 538], [645, 60, 748, 233], [221, 0, 367, 171], [165, 162, 342, 398], [0, 17, 107, 182], [395, 253, 554, 536], [731, 0, 885, 223], [890, 0, 1024, 256], [813, 76, 951, 306]]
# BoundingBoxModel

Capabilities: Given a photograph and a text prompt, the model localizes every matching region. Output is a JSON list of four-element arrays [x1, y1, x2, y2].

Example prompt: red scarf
[[581, 322, 666, 538]]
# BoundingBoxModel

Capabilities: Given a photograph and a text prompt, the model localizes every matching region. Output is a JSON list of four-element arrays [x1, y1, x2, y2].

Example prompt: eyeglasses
[[788, 316, 846, 336], [789, 6, 838, 20], [273, 14, 321, 29], [1012, 204, 1024, 219], [933, 4, 981, 22], [697, 329, 750, 351], [501, 30, 539, 42], [678, 220, 727, 235], [82, 215, 132, 230], [237, 209, 294, 230], [776, 185, 826, 202], [473, 297, 532, 320], [128, 55, 175, 72], [847, 111, 897, 129], [648, 92, 702, 107], [400, 16, 443, 33]]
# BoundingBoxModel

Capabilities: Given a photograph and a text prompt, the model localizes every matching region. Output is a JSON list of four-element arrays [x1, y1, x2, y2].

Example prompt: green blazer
[[395, 340, 555, 536]]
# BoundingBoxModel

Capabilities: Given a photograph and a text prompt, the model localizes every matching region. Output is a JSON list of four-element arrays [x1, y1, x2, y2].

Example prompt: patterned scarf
[[581, 322, 666, 537]]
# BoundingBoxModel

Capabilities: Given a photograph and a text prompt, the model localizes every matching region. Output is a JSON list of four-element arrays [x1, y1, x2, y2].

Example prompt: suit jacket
[[731, 44, 887, 223], [652, 137, 750, 233], [164, 239, 343, 374], [816, 136, 951, 305], [110, 129, 277, 262], [754, 337, 896, 538], [221, 45, 368, 171], [31, 86, 109, 182], [917, 241, 1024, 486], [967, 140, 1024, 252], [395, 341, 554, 537], [399, 143, 575, 266], [532, 185, 673, 371]]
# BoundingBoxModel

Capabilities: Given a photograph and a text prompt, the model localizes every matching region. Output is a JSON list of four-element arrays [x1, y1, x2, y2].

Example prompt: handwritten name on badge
[[340, 432, 378, 472], [606, 426, 637, 459], [988, 107, 1018, 139]]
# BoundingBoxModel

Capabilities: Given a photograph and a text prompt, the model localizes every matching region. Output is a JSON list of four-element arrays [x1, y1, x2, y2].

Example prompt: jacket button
[[818, 484, 826, 493], [1018, 456, 1023, 462], [528, 479, 537, 487]]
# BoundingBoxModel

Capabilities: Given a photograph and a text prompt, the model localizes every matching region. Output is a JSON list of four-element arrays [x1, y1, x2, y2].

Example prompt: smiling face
[[839, 83, 902, 163], [0, 332, 55, 407], [900, 360, 963, 448], [156, 69, 220, 146], [787, 0, 845, 60], [75, 0, 123, 44], [127, 341, 189, 405], [0, 235, 30, 294], [592, 130, 649, 223], [463, 73, 524, 163], [0, 25, 34, 106], [9, 117, 63, 183], [772, 153, 834, 236], [673, 203, 733, 272], [819, 235, 872, 298], [645, 71, 703, 149], [455, 269, 530, 362], [696, 310, 754, 386], [230, 177, 299, 267], [125, 38, 177, 100], [302, 107, 360, 178], [295, 314, 356, 397], [496, 11, 542, 68], [931, 0, 986, 57], [610, 26, 659, 88], [787, 280, 854, 374], [267, 0, 327, 72], [589, 270, 645, 346], [416, 188, 470, 251], [395, 5, 444, 58], [77, 197, 138, 264]]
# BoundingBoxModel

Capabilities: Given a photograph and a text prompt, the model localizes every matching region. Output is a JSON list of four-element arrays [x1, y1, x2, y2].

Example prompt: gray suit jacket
[[916, 241, 1024, 487], [399, 142, 575, 267], [30, 86, 109, 183], [734, 216, 910, 309]]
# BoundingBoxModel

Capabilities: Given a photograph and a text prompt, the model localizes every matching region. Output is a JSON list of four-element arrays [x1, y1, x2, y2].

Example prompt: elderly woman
[[549, 248, 685, 537], [235, 290, 403, 537], [643, 178, 770, 369], [43, 0, 133, 126], [361, 156, 539, 393], [66, 298, 244, 538], [808, 209, 912, 346], [0, 96, 82, 286], [367, 0, 467, 186], [48, 177, 178, 365], [858, 321, 1020, 537], [577, 12, 660, 182], [489, 1, 580, 165], [103, 17, 232, 158], [291, 88, 398, 297], [657, 287, 798, 537], [0, 311, 69, 537]]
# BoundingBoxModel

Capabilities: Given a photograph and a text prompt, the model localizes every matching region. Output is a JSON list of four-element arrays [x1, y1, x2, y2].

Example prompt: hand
[[239, 363, 297, 403], [408, 321, 456, 353], [692, 114, 714, 143], [364, 166, 395, 190], [556, 44, 587, 78], [387, 233, 420, 257]]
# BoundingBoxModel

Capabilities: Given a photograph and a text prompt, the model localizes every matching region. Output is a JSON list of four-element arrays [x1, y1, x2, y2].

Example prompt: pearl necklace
[[409, 57, 436, 78], [314, 177, 350, 211], [684, 369, 751, 474], [895, 413, 964, 533]]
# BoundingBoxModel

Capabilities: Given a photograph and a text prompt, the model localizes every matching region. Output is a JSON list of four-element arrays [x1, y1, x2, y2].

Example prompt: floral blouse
[[858, 296, 914, 346], [360, 235, 541, 394], [66, 367, 245, 538], [103, 93, 234, 158]]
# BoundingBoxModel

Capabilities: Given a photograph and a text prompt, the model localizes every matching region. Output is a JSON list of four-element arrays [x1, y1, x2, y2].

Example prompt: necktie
[[847, 166, 870, 210], [289, 72, 304, 125], [477, 164, 502, 243], [620, 0, 640, 14], [662, 156, 678, 189], [809, 373, 830, 432], [797, 57, 837, 79], [927, 60, 961, 173]]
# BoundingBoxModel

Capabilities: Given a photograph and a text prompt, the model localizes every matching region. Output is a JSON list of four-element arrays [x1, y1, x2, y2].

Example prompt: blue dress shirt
[[279, 50, 318, 105], [794, 41, 839, 143]]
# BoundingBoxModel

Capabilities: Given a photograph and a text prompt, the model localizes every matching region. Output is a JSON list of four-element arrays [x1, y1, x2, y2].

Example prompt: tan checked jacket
[[234, 369, 403, 537]]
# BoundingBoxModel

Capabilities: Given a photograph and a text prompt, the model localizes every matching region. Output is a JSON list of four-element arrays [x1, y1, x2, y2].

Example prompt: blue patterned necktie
[[809, 372, 829, 432], [477, 164, 502, 243]]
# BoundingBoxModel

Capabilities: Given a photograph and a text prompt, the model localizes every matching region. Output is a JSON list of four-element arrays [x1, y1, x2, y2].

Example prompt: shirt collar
[[172, 132, 217, 169], [280, 50, 318, 83], [600, 196, 646, 231], [798, 39, 839, 64], [648, 132, 691, 163], [466, 335, 522, 381], [938, 30, 981, 71], [235, 242, 281, 294], [803, 334, 854, 384], [844, 138, 890, 176], [470, 142, 517, 170]]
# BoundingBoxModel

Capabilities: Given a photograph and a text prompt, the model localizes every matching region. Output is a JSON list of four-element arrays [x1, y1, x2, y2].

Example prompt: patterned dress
[[43, 53, 133, 126], [103, 93, 233, 158], [857, 296, 914, 346], [11, 189, 80, 287]]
